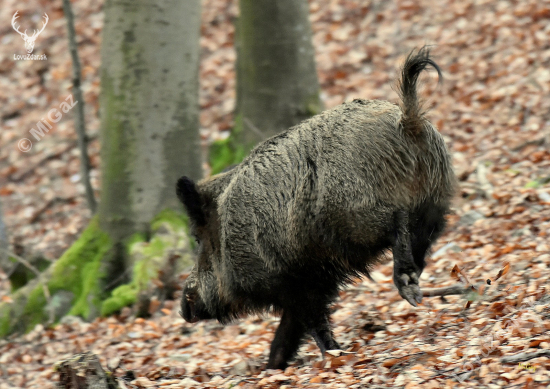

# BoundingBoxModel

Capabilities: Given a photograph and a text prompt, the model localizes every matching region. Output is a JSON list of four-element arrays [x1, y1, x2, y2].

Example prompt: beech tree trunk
[[99, 0, 203, 242], [235, 0, 321, 148], [0, 0, 200, 337]]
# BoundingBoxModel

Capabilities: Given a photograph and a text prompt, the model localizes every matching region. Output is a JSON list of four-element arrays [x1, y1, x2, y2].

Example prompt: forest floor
[[1, 0, 550, 388]]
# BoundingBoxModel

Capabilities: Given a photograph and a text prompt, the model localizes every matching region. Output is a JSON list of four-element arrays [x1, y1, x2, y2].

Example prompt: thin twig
[[62, 0, 97, 214], [0, 248, 53, 324], [0, 250, 42, 285], [244, 117, 266, 140]]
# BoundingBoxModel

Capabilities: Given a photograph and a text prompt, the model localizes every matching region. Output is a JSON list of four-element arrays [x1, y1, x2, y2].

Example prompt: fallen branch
[[422, 285, 470, 297], [511, 137, 545, 152], [29, 196, 76, 223], [9, 142, 76, 182], [0, 248, 53, 325], [500, 350, 550, 364]]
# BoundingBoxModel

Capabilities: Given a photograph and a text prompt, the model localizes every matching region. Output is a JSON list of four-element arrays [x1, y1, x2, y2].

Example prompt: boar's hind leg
[[310, 314, 340, 354], [410, 203, 447, 275], [392, 210, 423, 307], [267, 310, 307, 370]]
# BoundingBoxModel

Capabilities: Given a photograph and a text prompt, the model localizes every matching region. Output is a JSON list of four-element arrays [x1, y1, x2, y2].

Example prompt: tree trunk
[[99, 0, 203, 242], [0, 0, 200, 337], [235, 0, 321, 148], [96, 0, 203, 299]]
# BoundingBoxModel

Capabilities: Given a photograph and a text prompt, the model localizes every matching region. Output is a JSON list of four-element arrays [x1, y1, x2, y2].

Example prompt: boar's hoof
[[266, 353, 288, 371], [394, 271, 423, 307]]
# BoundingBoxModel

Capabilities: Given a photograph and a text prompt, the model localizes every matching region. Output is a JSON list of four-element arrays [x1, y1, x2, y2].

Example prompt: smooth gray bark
[[236, 0, 321, 147], [99, 0, 203, 241], [0, 2, 202, 336]]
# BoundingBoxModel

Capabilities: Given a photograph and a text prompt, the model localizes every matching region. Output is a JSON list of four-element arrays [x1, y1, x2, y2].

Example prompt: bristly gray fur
[[178, 48, 457, 370]]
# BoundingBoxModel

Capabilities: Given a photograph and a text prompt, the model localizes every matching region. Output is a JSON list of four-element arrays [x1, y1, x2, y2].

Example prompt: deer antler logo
[[12, 11, 49, 54]]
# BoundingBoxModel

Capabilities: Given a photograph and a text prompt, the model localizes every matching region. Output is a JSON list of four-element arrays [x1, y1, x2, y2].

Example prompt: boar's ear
[[176, 176, 206, 226]]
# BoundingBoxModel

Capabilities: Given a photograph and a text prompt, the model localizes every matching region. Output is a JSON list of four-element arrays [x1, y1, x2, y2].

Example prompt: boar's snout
[[181, 292, 200, 323], [180, 283, 212, 323]]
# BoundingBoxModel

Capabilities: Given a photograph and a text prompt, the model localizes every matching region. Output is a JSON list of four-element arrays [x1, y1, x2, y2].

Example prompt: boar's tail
[[397, 47, 442, 135]]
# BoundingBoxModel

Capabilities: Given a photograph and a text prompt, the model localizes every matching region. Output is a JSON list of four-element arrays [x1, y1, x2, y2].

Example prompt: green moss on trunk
[[101, 209, 193, 316], [0, 210, 193, 337], [53, 218, 111, 319]]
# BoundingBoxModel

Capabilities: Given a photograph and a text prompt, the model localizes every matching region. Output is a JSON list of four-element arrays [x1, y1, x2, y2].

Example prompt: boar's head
[[176, 176, 234, 324]]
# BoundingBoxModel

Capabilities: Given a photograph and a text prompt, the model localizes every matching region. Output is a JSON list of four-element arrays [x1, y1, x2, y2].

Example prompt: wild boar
[[177, 48, 456, 370]]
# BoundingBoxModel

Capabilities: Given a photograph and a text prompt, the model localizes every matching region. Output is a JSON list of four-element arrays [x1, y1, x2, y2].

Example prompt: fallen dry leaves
[[1, 0, 550, 387]]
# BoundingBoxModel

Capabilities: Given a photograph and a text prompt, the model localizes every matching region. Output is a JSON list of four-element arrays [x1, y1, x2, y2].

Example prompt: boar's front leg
[[392, 210, 423, 306], [267, 310, 307, 370], [268, 307, 340, 369]]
